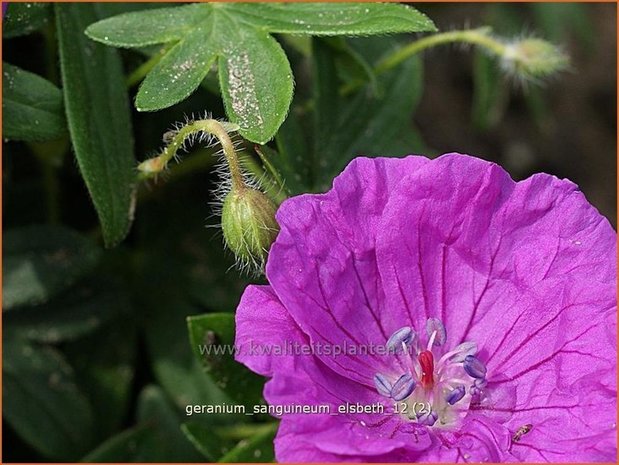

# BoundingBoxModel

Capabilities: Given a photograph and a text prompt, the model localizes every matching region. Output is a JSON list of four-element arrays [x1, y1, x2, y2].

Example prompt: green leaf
[[84, 3, 210, 48], [227, 2, 436, 35], [313, 36, 426, 190], [273, 108, 312, 194], [85, 2, 435, 143], [216, 21, 293, 144], [327, 37, 379, 96], [81, 425, 154, 462], [4, 277, 126, 342], [2, 225, 101, 310], [312, 38, 340, 160], [471, 50, 506, 131], [3, 3, 51, 38], [135, 26, 217, 113], [82, 385, 204, 462], [218, 422, 277, 463], [530, 3, 593, 46], [65, 321, 136, 441], [187, 312, 265, 408], [145, 298, 232, 413], [2, 62, 66, 141], [181, 422, 228, 461], [3, 337, 94, 460], [137, 385, 206, 461], [56, 3, 136, 247]]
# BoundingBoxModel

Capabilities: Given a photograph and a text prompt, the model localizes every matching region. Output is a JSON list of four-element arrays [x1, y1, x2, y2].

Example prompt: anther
[[470, 377, 487, 396], [418, 410, 438, 426], [426, 318, 446, 346], [373, 373, 392, 398], [386, 326, 415, 353], [449, 341, 478, 363], [463, 355, 487, 379], [391, 374, 416, 401], [445, 385, 466, 405]]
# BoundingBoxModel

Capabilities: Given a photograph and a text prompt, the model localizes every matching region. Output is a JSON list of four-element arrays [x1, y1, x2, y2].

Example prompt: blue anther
[[463, 355, 487, 379], [426, 318, 447, 346], [445, 385, 466, 405], [418, 410, 438, 426], [386, 326, 415, 353], [391, 373, 416, 401], [373, 373, 392, 398]]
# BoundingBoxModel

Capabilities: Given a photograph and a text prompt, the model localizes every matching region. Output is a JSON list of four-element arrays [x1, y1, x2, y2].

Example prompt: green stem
[[126, 46, 169, 88], [138, 119, 244, 190], [340, 27, 503, 96]]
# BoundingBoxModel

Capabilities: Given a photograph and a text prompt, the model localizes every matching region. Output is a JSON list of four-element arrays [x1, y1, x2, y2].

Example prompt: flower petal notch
[[235, 153, 617, 462]]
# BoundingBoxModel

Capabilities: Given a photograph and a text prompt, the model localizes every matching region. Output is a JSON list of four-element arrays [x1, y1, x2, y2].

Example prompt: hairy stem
[[340, 27, 503, 96], [137, 119, 244, 190]]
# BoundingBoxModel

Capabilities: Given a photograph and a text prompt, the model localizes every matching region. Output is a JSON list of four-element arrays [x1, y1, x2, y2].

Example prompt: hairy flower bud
[[501, 38, 569, 81], [221, 186, 279, 271]]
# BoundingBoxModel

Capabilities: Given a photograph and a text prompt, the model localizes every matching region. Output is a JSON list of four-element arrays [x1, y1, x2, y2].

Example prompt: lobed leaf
[[85, 2, 436, 143]]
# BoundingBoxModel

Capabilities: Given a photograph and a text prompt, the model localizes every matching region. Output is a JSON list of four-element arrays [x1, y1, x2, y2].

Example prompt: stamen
[[391, 374, 416, 401], [470, 378, 487, 396], [386, 326, 415, 353], [373, 373, 392, 398], [426, 318, 446, 346], [436, 341, 477, 372], [417, 410, 438, 426], [379, 319, 487, 429], [418, 350, 435, 389], [445, 385, 466, 405], [463, 355, 487, 379]]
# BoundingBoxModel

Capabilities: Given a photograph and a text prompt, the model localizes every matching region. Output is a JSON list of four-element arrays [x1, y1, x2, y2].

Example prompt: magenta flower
[[235, 154, 616, 462]]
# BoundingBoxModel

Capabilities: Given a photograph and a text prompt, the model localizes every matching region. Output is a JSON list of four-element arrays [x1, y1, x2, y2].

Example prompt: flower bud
[[221, 186, 279, 271], [137, 155, 166, 175], [501, 38, 569, 81]]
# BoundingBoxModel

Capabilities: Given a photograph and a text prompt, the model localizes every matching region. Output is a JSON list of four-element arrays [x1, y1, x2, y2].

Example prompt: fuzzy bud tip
[[502, 38, 569, 81]]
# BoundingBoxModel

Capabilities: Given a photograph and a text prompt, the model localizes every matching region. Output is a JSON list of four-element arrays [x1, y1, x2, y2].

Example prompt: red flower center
[[418, 350, 434, 389]]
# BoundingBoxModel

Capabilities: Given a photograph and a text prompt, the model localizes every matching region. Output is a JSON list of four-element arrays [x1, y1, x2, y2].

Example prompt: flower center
[[373, 319, 487, 429]]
